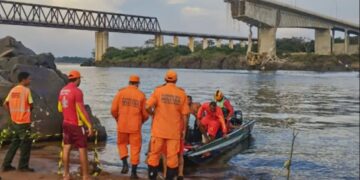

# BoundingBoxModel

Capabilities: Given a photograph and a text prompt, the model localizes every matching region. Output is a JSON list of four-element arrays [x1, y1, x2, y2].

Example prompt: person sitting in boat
[[214, 90, 234, 129], [197, 101, 228, 143]]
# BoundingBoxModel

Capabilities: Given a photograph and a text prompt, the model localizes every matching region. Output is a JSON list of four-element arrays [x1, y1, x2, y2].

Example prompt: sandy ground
[[0, 143, 149, 180]]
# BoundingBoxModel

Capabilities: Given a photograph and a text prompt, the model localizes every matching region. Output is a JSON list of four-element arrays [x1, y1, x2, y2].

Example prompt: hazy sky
[[0, 0, 358, 57]]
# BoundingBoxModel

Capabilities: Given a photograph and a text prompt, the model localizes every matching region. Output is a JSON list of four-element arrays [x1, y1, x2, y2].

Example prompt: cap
[[68, 70, 81, 80], [129, 75, 140, 83], [165, 70, 177, 82]]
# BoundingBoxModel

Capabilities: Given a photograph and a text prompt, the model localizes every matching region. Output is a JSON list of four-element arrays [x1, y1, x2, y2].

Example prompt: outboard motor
[[230, 110, 243, 126]]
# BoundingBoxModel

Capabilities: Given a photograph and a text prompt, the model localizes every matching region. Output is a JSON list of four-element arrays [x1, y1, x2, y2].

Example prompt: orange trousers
[[147, 137, 180, 168], [117, 132, 142, 165]]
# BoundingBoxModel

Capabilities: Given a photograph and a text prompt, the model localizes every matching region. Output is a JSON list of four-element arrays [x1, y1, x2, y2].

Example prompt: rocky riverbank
[[0, 36, 107, 141], [95, 46, 359, 72]]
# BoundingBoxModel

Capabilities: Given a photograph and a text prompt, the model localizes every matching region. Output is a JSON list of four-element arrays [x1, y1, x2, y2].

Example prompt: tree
[[91, 49, 95, 58]]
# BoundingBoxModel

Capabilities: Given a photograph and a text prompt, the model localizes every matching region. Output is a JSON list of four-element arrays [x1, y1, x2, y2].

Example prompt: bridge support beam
[[315, 29, 331, 55], [229, 40, 234, 49], [258, 27, 277, 56], [216, 39, 222, 48], [173, 36, 179, 47], [344, 30, 349, 54], [188, 37, 195, 52], [347, 34, 360, 54], [202, 38, 208, 50], [95, 31, 109, 61], [155, 34, 164, 47]]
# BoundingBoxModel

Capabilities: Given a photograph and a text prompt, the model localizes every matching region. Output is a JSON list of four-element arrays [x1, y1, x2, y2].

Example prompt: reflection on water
[[57, 64, 360, 179]]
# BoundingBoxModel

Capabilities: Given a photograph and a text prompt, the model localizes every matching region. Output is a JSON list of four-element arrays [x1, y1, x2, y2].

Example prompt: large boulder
[[0, 36, 35, 58], [0, 36, 107, 141]]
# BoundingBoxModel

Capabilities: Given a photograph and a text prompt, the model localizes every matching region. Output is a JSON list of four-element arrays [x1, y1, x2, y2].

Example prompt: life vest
[[6, 85, 33, 124], [216, 98, 226, 108]]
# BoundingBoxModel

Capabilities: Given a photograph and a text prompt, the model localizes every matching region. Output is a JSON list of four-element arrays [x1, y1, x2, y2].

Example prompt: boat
[[183, 111, 256, 165]]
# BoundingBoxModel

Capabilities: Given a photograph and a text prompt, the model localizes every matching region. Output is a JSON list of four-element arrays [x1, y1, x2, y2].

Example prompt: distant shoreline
[[94, 55, 359, 72], [55, 57, 359, 72], [88, 45, 358, 72]]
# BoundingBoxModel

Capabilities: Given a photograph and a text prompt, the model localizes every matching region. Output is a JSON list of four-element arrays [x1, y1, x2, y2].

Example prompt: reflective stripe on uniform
[[10, 87, 30, 113], [7, 85, 32, 124]]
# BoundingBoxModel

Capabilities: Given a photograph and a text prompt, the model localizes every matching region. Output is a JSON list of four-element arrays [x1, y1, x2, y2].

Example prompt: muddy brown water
[[56, 64, 359, 180]]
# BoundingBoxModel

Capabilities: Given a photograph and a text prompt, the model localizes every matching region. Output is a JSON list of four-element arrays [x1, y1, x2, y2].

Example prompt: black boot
[[166, 167, 178, 180], [121, 157, 129, 174], [148, 165, 158, 180], [130, 165, 139, 179]]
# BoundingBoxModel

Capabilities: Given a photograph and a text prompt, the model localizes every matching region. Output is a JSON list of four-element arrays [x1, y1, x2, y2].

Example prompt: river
[[57, 64, 359, 180]]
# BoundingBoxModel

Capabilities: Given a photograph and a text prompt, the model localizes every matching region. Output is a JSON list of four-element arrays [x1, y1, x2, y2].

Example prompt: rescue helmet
[[214, 90, 224, 101]]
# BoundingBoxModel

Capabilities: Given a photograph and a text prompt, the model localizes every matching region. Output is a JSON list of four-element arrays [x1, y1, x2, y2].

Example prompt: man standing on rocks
[[2, 72, 34, 172], [146, 70, 189, 180], [111, 75, 149, 179], [58, 70, 93, 180]]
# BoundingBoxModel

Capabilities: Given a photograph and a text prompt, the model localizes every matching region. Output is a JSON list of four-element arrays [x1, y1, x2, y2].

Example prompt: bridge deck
[[257, 0, 359, 32]]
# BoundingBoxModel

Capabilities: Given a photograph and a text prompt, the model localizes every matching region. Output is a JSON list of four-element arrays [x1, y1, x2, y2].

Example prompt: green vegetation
[[104, 45, 191, 63], [102, 43, 250, 63], [276, 37, 314, 56], [102, 37, 316, 64], [97, 37, 358, 71]]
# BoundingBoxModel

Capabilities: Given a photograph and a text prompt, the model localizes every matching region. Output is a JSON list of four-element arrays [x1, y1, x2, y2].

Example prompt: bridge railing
[[0, 0, 162, 34]]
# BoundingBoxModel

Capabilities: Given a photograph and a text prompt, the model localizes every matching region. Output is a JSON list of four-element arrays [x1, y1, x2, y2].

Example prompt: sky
[[0, 0, 359, 57]]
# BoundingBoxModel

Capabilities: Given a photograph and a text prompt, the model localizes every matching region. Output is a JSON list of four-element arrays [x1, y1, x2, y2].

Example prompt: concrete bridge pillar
[[188, 36, 195, 52], [229, 40, 234, 49], [95, 31, 109, 61], [347, 33, 360, 54], [315, 29, 331, 55], [344, 30, 349, 54], [258, 27, 277, 56], [155, 34, 164, 47], [216, 39, 222, 48], [331, 29, 335, 54], [202, 38, 208, 50], [173, 36, 179, 47]]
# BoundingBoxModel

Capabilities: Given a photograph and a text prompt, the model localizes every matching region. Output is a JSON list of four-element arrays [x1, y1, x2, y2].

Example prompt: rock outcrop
[[0, 36, 107, 141]]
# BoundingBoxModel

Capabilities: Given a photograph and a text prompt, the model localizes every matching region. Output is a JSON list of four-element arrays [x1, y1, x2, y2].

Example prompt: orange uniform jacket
[[5, 85, 33, 124], [197, 102, 228, 134], [146, 83, 190, 140], [111, 85, 149, 133]]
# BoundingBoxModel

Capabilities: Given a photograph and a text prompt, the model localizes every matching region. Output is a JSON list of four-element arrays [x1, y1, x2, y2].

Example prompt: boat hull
[[184, 120, 255, 165]]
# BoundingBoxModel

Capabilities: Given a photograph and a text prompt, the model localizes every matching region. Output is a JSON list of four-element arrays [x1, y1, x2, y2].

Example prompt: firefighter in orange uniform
[[146, 70, 189, 180], [2, 72, 34, 172], [111, 75, 149, 179], [197, 101, 228, 141]]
